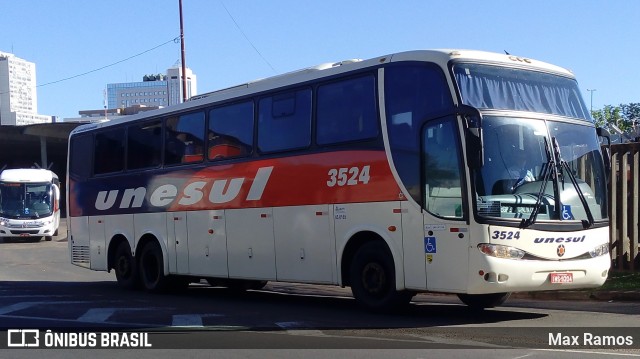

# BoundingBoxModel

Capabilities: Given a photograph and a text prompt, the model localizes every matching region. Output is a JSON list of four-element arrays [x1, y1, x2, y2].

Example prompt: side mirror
[[596, 127, 611, 145], [596, 127, 612, 181], [458, 105, 484, 169]]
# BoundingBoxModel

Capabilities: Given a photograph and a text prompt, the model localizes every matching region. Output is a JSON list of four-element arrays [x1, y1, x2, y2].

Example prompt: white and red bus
[[67, 49, 610, 310], [0, 168, 61, 241]]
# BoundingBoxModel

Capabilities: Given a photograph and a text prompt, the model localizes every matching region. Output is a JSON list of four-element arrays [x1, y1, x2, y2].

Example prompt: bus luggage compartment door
[[226, 208, 276, 280]]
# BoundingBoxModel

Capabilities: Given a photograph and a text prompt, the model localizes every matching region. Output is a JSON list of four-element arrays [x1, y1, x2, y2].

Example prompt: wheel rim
[[361, 262, 387, 297]]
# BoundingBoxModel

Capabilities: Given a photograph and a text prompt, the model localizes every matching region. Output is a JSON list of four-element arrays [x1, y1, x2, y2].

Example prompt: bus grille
[[72, 245, 90, 264], [10, 230, 40, 235]]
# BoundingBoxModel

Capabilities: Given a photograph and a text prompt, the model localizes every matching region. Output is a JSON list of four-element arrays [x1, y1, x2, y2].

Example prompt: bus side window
[[164, 111, 205, 165], [127, 120, 162, 170], [94, 128, 125, 175], [258, 89, 311, 153], [69, 134, 93, 179], [384, 63, 453, 205], [317, 75, 378, 145], [209, 101, 254, 161]]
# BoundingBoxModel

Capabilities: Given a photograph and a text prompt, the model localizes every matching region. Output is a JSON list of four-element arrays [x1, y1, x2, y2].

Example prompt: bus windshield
[[0, 182, 54, 219], [473, 116, 608, 224], [453, 63, 592, 121]]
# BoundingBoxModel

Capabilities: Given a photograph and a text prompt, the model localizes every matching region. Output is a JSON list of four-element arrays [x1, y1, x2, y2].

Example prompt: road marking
[[0, 294, 72, 299], [0, 301, 87, 315], [77, 307, 170, 323], [275, 321, 325, 336], [172, 314, 203, 327], [172, 314, 224, 327]]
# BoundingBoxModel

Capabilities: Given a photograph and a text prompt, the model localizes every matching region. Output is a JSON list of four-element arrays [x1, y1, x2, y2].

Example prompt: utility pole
[[587, 89, 596, 113], [179, 0, 188, 103]]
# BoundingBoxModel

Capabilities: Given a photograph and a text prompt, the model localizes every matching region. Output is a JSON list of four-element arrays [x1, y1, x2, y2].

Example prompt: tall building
[[167, 66, 196, 106], [0, 51, 52, 125], [107, 66, 197, 109]]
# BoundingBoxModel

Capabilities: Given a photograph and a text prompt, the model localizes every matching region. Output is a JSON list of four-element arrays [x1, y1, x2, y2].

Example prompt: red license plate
[[19, 233, 29, 237], [550, 272, 573, 284]]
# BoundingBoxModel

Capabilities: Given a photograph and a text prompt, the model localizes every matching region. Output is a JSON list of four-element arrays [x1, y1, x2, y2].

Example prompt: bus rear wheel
[[457, 292, 511, 309], [139, 241, 171, 293], [349, 241, 412, 312], [114, 241, 138, 290]]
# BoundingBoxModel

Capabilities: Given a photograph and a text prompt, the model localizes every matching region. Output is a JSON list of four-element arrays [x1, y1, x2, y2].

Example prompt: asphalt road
[[1, 221, 639, 358]]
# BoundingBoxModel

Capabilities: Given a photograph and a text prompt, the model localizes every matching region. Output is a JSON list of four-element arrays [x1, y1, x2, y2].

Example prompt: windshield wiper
[[552, 137, 595, 228], [520, 137, 554, 228]]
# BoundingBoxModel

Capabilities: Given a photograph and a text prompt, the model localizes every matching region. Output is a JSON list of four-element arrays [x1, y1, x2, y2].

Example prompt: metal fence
[[609, 142, 640, 271]]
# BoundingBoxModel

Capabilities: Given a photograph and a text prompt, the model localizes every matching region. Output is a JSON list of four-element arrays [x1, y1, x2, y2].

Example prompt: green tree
[[591, 105, 622, 129], [591, 103, 640, 133], [620, 103, 640, 131]]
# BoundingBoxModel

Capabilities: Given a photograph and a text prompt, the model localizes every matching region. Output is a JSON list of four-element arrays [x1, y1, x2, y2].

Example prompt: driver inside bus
[[504, 149, 535, 192]]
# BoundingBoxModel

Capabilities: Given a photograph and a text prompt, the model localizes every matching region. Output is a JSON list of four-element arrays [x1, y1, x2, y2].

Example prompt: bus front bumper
[[466, 253, 610, 294], [0, 219, 56, 238]]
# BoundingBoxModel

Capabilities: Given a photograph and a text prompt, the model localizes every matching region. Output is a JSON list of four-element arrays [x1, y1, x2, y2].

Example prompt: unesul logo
[[94, 166, 273, 211], [557, 244, 566, 257]]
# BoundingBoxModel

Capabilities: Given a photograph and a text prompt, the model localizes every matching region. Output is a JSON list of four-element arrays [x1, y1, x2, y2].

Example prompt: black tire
[[53, 229, 59, 236], [457, 292, 511, 309], [44, 236, 53, 241], [114, 241, 139, 290], [138, 241, 171, 293], [349, 241, 412, 312]]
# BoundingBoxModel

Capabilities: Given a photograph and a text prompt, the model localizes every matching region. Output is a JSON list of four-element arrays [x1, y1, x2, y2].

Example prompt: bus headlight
[[0, 218, 6, 226], [589, 243, 609, 258], [478, 243, 525, 260]]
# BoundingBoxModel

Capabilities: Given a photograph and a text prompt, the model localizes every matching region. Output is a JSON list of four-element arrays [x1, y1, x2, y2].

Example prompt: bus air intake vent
[[72, 245, 90, 264]]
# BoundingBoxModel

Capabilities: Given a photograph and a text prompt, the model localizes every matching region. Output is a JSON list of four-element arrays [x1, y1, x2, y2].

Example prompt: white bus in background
[[67, 49, 611, 311], [0, 168, 61, 241]]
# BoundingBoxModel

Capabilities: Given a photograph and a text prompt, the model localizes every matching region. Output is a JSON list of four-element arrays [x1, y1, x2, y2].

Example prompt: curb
[[512, 290, 640, 302]]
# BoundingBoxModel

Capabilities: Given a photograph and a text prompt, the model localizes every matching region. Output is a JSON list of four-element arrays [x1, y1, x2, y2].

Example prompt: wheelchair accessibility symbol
[[561, 205, 574, 220], [424, 237, 437, 253]]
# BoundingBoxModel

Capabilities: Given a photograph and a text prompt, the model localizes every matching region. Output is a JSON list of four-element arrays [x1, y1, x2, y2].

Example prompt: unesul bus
[[0, 168, 61, 242], [67, 49, 610, 311]]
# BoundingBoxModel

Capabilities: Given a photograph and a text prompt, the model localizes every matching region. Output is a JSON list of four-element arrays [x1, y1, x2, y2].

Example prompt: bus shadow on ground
[[0, 281, 546, 331], [182, 284, 547, 330]]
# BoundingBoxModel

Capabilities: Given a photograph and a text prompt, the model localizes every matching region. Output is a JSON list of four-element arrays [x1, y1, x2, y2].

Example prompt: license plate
[[19, 233, 29, 237], [550, 272, 573, 284]]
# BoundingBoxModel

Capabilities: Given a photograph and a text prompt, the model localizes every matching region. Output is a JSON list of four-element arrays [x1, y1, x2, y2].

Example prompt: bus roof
[[69, 49, 574, 136], [0, 168, 58, 183]]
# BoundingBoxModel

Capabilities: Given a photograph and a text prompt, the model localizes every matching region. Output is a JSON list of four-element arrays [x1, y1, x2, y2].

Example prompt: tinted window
[[209, 101, 254, 160], [423, 118, 464, 219], [69, 134, 93, 178], [317, 75, 378, 145], [384, 64, 453, 203], [94, 128, 125, 175], [258, 89, 311, 152], [454, 64, 591, 121], [127, 120, 162, 170], [165, 111, 205, 165]]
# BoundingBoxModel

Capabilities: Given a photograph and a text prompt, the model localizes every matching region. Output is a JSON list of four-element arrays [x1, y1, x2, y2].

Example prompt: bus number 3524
[[326, 165, 371, 187]]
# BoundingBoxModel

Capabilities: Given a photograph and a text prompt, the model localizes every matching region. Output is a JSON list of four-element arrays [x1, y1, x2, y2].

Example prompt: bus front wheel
[[114, 241, 138, 290], [349, 241, 412, 312], [457, 292, 511, 309]]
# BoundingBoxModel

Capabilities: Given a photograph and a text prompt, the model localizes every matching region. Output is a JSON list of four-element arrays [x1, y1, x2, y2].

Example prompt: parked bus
[[67, 49, 610, 311], [0, 168, 61, 242]]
